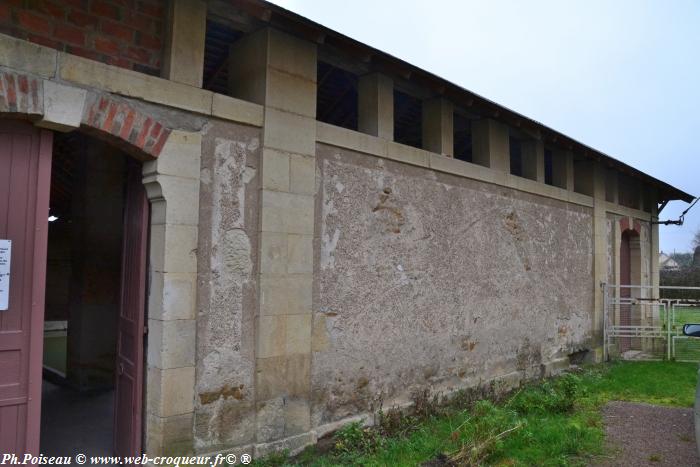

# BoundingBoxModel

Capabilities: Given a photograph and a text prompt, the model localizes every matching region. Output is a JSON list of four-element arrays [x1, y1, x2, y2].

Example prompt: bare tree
[[694, 228, 700, 249]]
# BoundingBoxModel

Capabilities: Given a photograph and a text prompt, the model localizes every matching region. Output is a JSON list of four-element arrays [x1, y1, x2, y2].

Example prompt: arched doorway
[[0, 121, 148, 457], [620, 228, 641, 352], [0, 72, 202, 458]]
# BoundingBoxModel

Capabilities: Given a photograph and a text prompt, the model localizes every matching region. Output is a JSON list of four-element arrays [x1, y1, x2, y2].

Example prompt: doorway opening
[[40, 131, 147, 457], [620, 228, 641, 352]]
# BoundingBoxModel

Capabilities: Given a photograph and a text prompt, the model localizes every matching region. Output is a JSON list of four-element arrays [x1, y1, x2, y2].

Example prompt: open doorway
[[620, 228, 641, 353], [39, 131, 148, 457]]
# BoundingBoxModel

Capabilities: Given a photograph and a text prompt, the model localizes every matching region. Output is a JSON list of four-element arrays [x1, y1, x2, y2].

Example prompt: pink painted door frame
[[113, 159, 149, 456], [0, 120, 52, 454]]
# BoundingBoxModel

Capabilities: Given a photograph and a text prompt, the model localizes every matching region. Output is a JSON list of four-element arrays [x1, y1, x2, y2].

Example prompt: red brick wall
[[0, 0, 166, 76]]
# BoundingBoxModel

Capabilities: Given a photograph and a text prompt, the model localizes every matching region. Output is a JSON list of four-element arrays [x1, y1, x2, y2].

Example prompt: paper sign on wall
[[0, 239, 10, 311]]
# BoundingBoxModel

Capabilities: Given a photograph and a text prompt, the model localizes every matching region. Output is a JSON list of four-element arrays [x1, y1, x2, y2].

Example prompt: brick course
[[2, 0, 165, 76]]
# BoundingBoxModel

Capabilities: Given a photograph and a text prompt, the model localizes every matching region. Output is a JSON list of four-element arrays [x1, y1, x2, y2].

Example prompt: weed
[[251, 362, 696, 466], [333, 421, 384, 456], [649, 453, 662, 462], [251, 449, 289, 467], [509, 373, 584, 415]]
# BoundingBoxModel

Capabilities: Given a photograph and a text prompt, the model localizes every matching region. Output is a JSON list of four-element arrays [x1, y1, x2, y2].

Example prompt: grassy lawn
[[255, 361, 697, 467]]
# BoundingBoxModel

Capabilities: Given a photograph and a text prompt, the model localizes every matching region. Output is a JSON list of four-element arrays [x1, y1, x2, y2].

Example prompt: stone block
[[144, 130, 202, 180], [290, 154, 316, 195], [147, 318, 197, 369], [260, 274, 312, 316], [287, 234, 313, 274], [59, 53, 213, 115], [266, 68, 317, 118], [387, 141, 430, 168], [146, 175, 200, 225], [260, 232, 288, 274], [261, 190, 314, 235], [284, 398, 311, 436], [286, 353, 311, 398], [148, 272, 196, 320], [146, 413, 194, 457], [286, 314, 311, 354], [263, 108, 316, 156], [255, 397, 286, 443], [254, 432, 315, 458], [358, 73, 393, 140], [36, 81, 87, 132], [193, 401, 256, 449], [211, 92, 264, 127], [267, 28, 317, 82], [257, 315, 287, 358], [149, 224, 198, 273], [162, 0, 207, 87], [0, 33, 57, 78], [316, 121, 388, 158], [256, 356, 288, 401], [147, 366, 196, 418], [311, 315, 330, 352], [422, 98, 453, 156], [262, 148, 290, 192]]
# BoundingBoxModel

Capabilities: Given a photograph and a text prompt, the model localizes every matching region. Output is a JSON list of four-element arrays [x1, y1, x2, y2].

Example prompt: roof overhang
[[220, 0, 694, 204]]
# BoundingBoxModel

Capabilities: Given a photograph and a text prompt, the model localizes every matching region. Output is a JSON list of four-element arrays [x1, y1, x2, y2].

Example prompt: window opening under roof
[[394, 90, 422, 149], [544, 148, 553, 185], [316, 61, 359, 130], [203, 19, 244, 95], [453, 112, 472, 162], [509, 136, 523, 177]]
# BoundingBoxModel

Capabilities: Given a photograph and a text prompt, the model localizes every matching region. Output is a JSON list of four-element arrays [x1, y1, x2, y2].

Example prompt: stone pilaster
[[162, 0, 207, 87], [651, 191, 660, 299], [142, 130, 202, 455], [592, 161, 607, 359], [521, 140, 544, 182], [552, 148, 573, 190], [229, 27, 317, 454], [358, 72, 393, 140], [422, 98, 453, 156], [471, 118, 509, 172]]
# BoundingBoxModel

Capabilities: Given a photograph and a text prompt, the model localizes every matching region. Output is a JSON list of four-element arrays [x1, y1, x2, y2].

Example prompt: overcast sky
[[269, 0, 700, 253]]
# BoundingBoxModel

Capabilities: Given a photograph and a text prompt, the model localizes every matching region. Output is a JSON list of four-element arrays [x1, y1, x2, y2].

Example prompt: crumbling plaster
[[312, 144, 594, 426], [195, 120, 261, 452]]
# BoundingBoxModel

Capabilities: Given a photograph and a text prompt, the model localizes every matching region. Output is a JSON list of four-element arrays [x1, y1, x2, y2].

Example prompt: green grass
[[253, 361, 697, 467]]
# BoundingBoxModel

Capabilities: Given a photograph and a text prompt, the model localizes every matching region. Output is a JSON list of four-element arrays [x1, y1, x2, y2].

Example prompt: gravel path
[[596, 401, 699, 467]]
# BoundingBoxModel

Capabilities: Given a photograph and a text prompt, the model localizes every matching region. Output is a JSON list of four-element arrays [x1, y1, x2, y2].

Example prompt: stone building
[[0, 0, 692, 459]]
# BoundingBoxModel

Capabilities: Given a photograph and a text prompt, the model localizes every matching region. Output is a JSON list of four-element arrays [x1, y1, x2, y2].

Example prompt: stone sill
[[0, 33, 264, 128], [317, 121, 595, 209]]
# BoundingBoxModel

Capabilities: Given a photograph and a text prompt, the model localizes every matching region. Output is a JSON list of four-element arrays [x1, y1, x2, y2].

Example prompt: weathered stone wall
[[312, 144, 594, 426], [194, 120, 261, 452]]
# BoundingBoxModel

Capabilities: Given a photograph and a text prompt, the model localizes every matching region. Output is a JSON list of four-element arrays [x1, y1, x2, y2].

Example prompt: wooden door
[[113, 160, 148, 456], [0, 121, 52, 454]]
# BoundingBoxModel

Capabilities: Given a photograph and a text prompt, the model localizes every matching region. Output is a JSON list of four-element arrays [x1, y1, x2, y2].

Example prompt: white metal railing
[[602, 283, 700, 362]]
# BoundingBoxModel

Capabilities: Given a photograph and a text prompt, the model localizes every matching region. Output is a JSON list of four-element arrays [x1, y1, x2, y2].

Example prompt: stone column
[[422, 98, 453, 156], [229, 27, 317, 455], [551, 149, 573, 190], [142, 130, 202, 455], [471, 118, 509, 172], [592, 161, 607, 360], [162, 0, 207, 87], [650, 192, 660, 299], [521, 140, 544, 182], [358, 72, 393, 140]]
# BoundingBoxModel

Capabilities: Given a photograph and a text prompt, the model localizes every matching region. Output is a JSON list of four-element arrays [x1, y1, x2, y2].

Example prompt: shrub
[[333, 421, 384, 456], [509, 373, 584, 415]]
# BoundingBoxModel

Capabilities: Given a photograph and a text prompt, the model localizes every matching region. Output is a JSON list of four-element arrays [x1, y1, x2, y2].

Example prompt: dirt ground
[[596, 401, 699, 467]]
